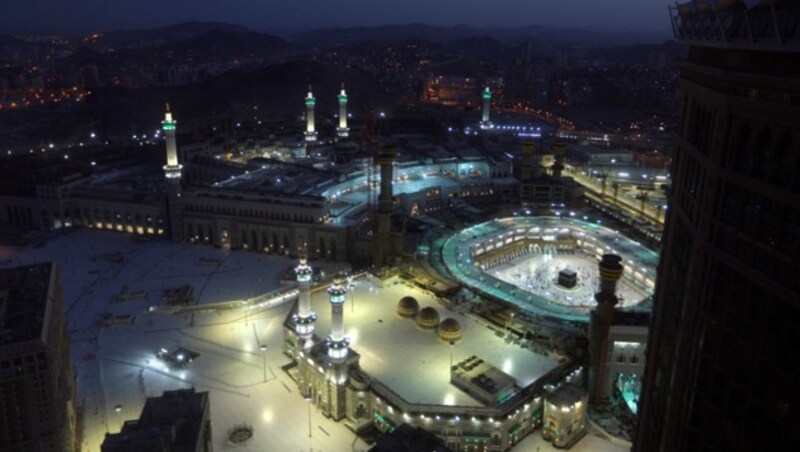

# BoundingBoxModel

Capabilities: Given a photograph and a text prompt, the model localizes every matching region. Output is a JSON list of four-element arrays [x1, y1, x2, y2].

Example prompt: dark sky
[[0, 0, 671, 34]]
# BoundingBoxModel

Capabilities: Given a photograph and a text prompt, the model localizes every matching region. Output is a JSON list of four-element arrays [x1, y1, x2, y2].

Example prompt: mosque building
[[0, 86, 533, 267]]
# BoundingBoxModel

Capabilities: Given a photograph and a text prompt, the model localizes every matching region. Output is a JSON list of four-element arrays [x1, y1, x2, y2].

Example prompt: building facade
[[0, 263, 78, 452], [101, 388, 212, 452], [0, 104, 518, 265], [542, 384, 588, 448], [636, 3, 800, 451]]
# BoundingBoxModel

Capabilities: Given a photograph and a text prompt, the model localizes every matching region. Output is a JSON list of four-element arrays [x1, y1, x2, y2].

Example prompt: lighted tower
[[588, 254, 623, 403], [291, 244, 317, 348], [480, 86, 492, 129], [372, 145, 397, 266], [162, 103, 182, 180], [326, 275, 349, 360], [304, 85, 318, 143], [161, 103, 183, 241], [336, 83, 349, 138]]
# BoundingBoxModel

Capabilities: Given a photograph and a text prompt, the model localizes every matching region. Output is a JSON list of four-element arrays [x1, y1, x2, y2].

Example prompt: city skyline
[[0, 0, 672, 35], [1, 1, 796, 451]]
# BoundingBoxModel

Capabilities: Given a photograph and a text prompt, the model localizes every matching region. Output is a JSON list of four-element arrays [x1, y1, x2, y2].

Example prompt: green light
[[483, 91, 492, 100], [338, 95, 347, 104], [162, 123, 176, 131], [306, 98, 315, 106]]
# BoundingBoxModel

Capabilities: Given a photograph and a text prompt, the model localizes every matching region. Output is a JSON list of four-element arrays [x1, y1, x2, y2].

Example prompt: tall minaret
[[336, 83, 349, 139], [372, 145, 397, 266], [552, 140, 567, 178], [304, 85, 318, 143], [522, 139, 545, 179], [162, 103, 183, 241], [292, 243, 317, 348], [162, 103, 182, 180], [326, 274, 349, 360], [588, 254, 624, 403], [480, 86, 492, 128]]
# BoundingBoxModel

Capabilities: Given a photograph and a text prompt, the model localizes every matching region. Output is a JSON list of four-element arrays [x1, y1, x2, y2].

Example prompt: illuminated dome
[[437, 318, 462, 342], [416, 307, 439, 330], [397, 296, 420, 317]]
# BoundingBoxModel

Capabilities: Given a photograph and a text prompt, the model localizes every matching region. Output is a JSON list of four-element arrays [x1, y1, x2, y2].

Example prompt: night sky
[[0, 0, 671, 34]]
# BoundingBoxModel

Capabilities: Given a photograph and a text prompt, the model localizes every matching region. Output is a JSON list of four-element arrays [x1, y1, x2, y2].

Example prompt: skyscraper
[[635, 3, 800, 451], [0, 263, 77, 452]]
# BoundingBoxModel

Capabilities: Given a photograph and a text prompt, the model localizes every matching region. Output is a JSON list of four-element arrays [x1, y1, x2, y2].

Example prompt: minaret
[[304, 85, 318, 143], [552, 140, 566, 178], [161, 104, 183, 241], [372, 145, 396, 266], [336, 83, 349, 139], [326, 274, 349, 360], [588, 254, 624, 403], [480, 86, 492, 128], [522, 139, 544, 179], [162, 103, 182, 180], [291, 244, 317, 348]]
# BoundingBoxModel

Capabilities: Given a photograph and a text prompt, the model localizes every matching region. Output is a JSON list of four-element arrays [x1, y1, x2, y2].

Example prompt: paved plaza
[[308, 276, 559, 407], [0, 229, 631, 451]]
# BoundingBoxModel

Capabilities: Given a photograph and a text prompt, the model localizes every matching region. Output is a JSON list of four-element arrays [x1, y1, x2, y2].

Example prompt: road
[[564, 165, 665, 226]]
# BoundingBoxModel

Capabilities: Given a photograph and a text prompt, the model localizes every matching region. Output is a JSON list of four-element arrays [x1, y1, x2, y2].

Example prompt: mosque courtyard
[[491, 251, 648, 311], [0, 229, 630, 451], [307, 276, 560, 407]]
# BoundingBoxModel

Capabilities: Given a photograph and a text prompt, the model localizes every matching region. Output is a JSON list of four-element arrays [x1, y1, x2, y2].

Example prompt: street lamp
[[114, 404, 123, 431], [304, 390, 313, 451], [260, 344, 268, 383]]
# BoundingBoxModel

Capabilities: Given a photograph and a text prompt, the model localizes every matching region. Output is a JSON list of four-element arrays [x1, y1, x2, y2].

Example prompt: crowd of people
[[493, 247, 643, 308]]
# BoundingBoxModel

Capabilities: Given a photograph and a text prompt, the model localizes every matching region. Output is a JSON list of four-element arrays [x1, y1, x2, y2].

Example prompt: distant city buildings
[[0, 263, 77, 452]]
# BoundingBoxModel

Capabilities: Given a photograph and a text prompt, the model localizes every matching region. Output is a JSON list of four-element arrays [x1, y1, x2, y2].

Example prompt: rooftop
[[101, 388, 209, 452], [546, 383, 587, 407], [0, 263, 53, 346], [308, 276, 558, 407], [671, 0, 800, 51]]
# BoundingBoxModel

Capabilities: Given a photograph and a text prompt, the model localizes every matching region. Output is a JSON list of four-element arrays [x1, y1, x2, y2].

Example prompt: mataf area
[[442, 216, 658, 324]]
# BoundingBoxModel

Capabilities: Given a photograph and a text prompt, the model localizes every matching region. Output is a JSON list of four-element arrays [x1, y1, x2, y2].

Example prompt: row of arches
[[184, 202, 321, 224], [184, 220, 340, 260]]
